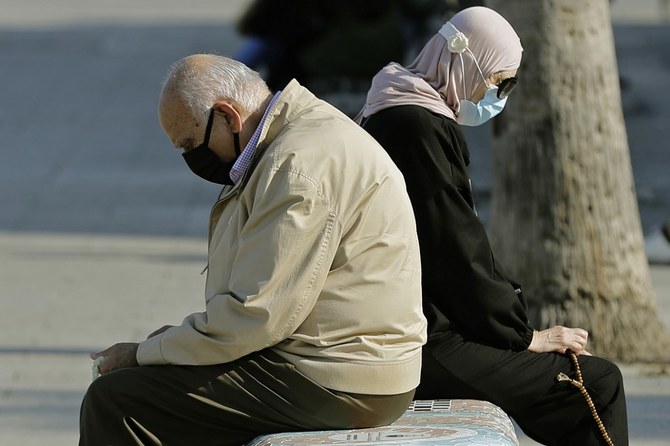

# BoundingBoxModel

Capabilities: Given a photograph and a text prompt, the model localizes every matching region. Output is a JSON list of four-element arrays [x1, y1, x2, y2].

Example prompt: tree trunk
[[486, 0, 669, 362]]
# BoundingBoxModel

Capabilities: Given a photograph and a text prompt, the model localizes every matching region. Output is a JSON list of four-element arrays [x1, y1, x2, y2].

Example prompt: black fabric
[[362, 104, 629, 445], [362, 105, 533, 350], [181, 109, 235, 185], [236, 0, 407, 90], [182, 144, 235, 185], [79, 349, 414, 446], [416, 332, 628, 446]]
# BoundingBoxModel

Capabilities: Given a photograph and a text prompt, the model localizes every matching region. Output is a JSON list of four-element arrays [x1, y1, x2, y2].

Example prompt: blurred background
[[0, 0, 668, 445]]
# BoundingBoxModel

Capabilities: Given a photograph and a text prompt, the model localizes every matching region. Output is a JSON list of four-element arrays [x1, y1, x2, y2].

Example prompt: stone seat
[[247, 399, 519, 445]]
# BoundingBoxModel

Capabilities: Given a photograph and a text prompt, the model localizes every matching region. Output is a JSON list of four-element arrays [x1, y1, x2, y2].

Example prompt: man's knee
[[83, 368, 136, 412]]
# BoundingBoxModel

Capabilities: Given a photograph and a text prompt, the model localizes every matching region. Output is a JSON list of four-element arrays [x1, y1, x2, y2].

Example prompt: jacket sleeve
[[362, 106, 534, 351], [138, 169, 337, 365]]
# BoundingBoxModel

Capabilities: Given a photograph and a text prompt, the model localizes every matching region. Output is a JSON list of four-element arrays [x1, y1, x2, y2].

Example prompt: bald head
[[158, 54, 214, 110], [158, 54, 271, 134]]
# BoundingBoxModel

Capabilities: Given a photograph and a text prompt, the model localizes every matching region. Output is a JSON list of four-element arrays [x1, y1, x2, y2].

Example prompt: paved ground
[[0, 1, 668, 445]]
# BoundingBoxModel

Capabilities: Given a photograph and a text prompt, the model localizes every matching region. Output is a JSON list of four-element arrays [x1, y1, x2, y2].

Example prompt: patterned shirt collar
[[229, 91, 281, 184]]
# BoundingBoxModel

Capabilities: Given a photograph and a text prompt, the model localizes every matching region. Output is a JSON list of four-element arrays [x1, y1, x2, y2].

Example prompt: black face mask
[[182, 109, 241, 185]]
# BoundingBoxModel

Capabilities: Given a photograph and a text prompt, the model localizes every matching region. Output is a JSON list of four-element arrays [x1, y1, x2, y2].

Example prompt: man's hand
[[91, 342, 140, 375], [528, 326, 591, 355]]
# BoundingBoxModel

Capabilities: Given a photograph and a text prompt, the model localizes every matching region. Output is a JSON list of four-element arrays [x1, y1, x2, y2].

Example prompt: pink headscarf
[[356, 6, 523, 123]]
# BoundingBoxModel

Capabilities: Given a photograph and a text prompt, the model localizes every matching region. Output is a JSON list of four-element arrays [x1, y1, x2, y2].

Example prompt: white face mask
[[456, 85, 507, 127]]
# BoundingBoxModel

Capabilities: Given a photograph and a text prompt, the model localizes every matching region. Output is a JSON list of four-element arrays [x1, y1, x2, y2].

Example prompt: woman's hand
[[528, 326, 591, 355]]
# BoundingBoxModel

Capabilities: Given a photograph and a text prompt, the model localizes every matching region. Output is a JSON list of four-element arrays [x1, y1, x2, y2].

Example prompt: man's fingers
[[91, 346, 116, 375], [91, 356, 106, 380], [90, 349, 106, 360]]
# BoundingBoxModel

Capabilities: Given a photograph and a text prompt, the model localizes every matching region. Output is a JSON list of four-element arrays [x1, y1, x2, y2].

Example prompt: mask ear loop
[[202, 108, 215, 147], [438, 22, 491, 99], [457, 53, 466, 99], [233, 133, 241, 157], [466, 48, 490, 88]]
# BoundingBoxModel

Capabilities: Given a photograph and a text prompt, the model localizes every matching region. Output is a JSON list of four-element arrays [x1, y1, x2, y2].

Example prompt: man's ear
[[213, 101, 243, 133]]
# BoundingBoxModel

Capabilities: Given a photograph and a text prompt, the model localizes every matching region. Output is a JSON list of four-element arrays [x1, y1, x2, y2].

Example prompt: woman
[[357, 6, 628, 446]]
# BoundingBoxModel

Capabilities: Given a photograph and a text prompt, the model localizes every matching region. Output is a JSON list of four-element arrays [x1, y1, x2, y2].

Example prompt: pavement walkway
[[0, 1, 668, 445]]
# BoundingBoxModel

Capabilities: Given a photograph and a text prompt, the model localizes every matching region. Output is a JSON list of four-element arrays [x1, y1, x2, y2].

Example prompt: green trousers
[[79, 349, 414, 446]]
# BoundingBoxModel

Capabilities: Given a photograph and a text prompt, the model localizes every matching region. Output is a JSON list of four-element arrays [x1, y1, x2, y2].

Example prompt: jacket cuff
[[137, 334, 168, 366], [517, 325, 535, 350]]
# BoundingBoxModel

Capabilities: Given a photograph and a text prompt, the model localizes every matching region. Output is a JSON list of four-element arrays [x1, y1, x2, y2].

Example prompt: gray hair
[[164, 54, 271, 123]]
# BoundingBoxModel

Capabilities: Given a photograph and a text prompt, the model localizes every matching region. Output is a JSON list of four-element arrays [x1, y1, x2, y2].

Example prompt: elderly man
[[78, 54, 426, 445]]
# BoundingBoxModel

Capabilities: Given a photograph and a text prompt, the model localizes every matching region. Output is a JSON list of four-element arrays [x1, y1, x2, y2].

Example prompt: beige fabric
[[138, 80, 426, 395]]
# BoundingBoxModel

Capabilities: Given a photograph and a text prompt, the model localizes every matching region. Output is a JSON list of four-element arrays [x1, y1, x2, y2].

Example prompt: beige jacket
[[138, 80, 426, 395]]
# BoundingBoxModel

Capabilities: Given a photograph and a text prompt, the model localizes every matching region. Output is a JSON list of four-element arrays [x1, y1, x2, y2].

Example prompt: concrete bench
[[247, 399, 519, 445]]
